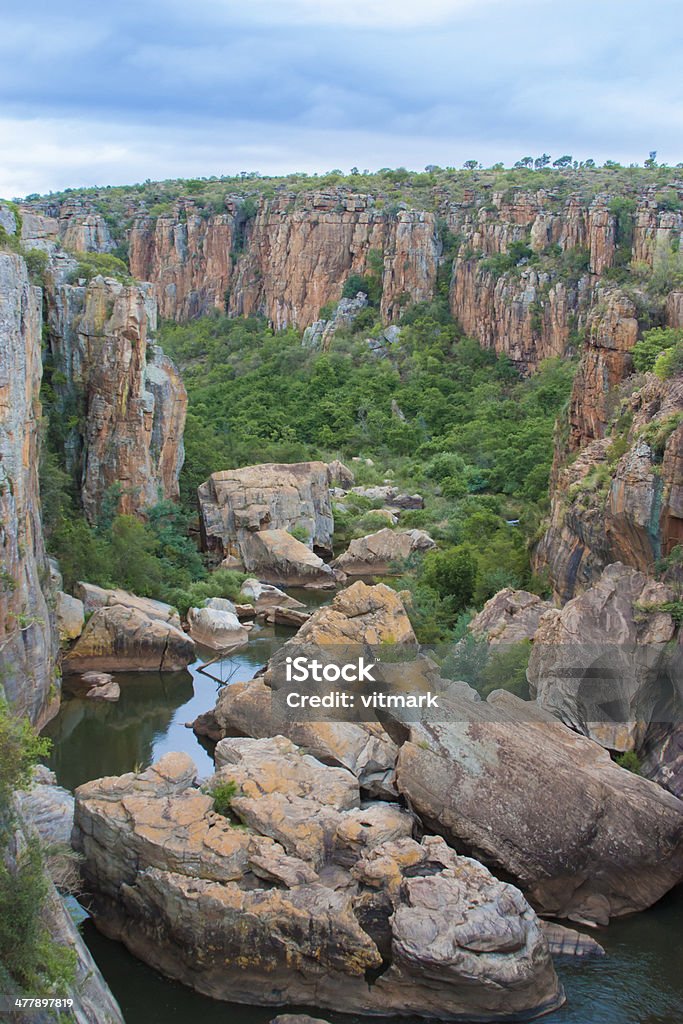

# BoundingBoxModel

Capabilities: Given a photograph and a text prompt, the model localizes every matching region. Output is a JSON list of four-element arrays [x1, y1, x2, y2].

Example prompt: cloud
[[0, 0, 681, 196]]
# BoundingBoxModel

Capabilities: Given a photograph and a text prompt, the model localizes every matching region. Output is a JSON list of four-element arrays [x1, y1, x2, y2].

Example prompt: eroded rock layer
[[0, 252, 58, 727]]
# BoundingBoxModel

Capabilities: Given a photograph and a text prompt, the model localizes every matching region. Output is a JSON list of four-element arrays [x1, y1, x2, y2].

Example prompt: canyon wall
[[44, 258, 187, 523], [0, 251, 59, 728], [128, 192, 440, 328]]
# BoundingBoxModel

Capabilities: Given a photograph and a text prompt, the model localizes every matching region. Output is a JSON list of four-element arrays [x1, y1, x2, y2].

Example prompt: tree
[[463, 160, 479, 170], [552, 155, 572, 168], [645, 150, 658, 168], [534, 154, 551, 170], [421, 545, 477, 611], [515, 157, 533, 168]]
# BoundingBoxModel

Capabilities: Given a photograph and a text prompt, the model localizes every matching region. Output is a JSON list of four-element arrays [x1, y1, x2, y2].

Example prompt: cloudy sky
[[1, 0, 681, 197]]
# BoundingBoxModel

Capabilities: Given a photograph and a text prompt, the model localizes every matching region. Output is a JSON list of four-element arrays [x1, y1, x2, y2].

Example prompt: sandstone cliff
[[534, 372, 683, 600], [45, 260, 187, 522], [129, 192, 439, 328], [0, 252, 59, 727]]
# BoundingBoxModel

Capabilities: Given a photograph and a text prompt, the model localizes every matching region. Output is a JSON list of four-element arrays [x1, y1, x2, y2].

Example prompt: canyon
[[2, 169, 683, 1022]]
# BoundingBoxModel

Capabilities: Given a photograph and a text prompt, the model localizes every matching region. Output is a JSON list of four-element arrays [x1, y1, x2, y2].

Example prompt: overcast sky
[[1, 0, 682, 197]]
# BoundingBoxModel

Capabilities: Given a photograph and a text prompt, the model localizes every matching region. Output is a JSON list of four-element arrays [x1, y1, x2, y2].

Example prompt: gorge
[[1, 163, 683, 1024]]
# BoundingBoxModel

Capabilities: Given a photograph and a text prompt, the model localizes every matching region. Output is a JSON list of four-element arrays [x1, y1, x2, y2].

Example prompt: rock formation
[[468, 589, 553, 645], [333, 528, 435, 575], [44, 263, 187, 522], [64, 586, 194, 672], [394, 690, 683, 924], [528, 562, 683, 795], [198, 461, 334, 559], [535, 373, 683, 600], [73, 747, 563, 1020], [0, 251, 59, 728], [187, 598, 251, 650]]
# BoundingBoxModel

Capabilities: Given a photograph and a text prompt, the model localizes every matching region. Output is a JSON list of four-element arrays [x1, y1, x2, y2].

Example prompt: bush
[[208, 779, 238, 816], [421, 545, 477, 610], [66, 251, 131, 284], [614, 750, 641, 774], [654, 340, 683, 380], [165, 568, 246, 617], [0, 701, 77, 995], [632, 327, 683, 373]]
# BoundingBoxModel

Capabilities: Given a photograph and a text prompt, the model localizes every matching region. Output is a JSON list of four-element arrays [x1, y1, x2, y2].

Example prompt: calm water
[[43, 590, 683, 1024]]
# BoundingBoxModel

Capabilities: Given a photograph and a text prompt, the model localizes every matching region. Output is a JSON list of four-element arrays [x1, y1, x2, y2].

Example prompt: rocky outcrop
[[45, 265, 186, 522], [568, 289, 640, 450], [64, 588, 194, 672], [468, 589, 553, 645], [302, 293, 368, 350], [187, 598, 251, 650], [73, 747, 563, 1020], [198, 461, 334, 559], [528, 562, 683, 797], [0, 252, 59, 728], [535, 373, 683, 600], [11, 770, 125, 1024], [333, 528, 435, 574], [56, 591, 85, 642], [449, 260, 585, 370], [198, 462, 339, 585], [394, 690, 683, 924], [19, 199, 115, 255], [238, 529, 338, 587], [199, 583, 416, 795], [239, 578, 306, 613], [74, 582, 182, 625], [129, 192, 439, 329], [129, 200, 238, 320]]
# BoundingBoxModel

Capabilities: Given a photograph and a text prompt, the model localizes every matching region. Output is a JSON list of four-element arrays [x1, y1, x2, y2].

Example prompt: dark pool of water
[[43, 587, 683, 1024]]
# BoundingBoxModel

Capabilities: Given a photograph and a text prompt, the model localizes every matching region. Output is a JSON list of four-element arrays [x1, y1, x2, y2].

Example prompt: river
[[43, 593, 683, 1024]]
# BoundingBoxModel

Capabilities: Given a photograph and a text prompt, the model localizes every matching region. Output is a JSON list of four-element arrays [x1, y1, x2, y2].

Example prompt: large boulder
[[239, 529, 337, 587], [74, 582, 182, 627], [64, 603, 195, 672], [56, 591, 85, 642], [240, 578, 306, 613], [73, 748, 562, 1020], [528, 563, 681, 756], [469, 588, 553, 645], [394, 690, 683, 924], [187, 599, 251, 651], [333, 528, 436, 575], [198, 462, 335, 563]]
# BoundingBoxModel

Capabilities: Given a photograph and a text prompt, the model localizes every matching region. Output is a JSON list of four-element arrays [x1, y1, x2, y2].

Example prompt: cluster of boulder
[[73, 745, 564, 1020], [197, 460, 431, 586]]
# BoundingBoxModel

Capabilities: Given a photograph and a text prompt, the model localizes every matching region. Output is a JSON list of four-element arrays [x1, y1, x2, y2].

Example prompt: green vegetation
[[20, 162, 683, 229], [614, 750, 642, 774], [159, 299, 574, 639], [206, 779, 238, 817], [0, 701, 77, 997], [632, 327, 683, 374], [65, 250, 132, 285]]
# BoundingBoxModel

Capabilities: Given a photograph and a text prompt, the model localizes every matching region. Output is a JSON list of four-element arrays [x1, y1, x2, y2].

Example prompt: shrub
[[614, 750, 641, 774], [421, 545, 477, 610], [632, 327, 683, 373], [208, 779, 238, 816], [165, 568, 246, 617], [0, 701, 77, 995], [66, 251, 131, 284], [654, 340, 683, 380]]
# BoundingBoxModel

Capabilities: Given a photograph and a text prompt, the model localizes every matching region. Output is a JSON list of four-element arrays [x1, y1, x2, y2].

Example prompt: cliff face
[[0, 253, 59, 728], [45, 261, 187, 523], [129, 192, 440, 328], [129, 201, 238, 321], [534, 373, 683, 601]]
